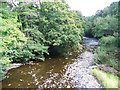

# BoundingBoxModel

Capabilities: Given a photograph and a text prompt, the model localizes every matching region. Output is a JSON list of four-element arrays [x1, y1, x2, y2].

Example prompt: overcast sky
[[67, 0, 119, 16]]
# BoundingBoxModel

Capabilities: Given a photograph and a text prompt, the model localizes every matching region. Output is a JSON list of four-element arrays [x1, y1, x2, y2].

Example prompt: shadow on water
[[2, 37, 100, 88], [2, 52, 82, 88]]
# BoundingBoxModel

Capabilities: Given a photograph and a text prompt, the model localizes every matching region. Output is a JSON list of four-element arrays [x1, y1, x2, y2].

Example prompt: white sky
[[67, 0, 119, 16]]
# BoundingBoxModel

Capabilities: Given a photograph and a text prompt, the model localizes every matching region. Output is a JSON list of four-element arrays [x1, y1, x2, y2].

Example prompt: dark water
[[2, 37, 99, 88], [2, 57, 77, 88]]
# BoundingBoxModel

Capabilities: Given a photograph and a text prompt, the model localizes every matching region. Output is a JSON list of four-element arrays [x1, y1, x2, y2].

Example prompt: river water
[[2, 37, 101, 88]]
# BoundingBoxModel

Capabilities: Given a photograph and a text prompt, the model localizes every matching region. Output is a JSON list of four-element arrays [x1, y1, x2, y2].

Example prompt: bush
[[94, 36, 118, 69], [0, 17, 27, 61], [100, 36, 117, 47], [0, 3, 27, 80], [0, 57, 10, 81]]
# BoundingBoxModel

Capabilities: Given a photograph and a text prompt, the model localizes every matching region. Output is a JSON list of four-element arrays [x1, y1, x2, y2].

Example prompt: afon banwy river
[[2, 37, 101, 88]]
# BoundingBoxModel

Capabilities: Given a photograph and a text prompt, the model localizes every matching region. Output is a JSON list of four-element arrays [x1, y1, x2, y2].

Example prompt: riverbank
[[6, 63, 22, 72], [90, 67, 120, 88], [2, 37, 103, 88]]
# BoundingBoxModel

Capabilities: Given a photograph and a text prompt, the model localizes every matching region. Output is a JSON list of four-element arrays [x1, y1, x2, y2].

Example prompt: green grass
[[90, 67, 120, 88]]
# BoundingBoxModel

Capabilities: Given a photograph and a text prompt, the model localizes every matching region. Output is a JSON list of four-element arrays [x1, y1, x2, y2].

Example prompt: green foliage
[[16, 2, 83, 56], [0, 3, 17, 19], [0, 1, 84, 80], [90, 67, 120, 88], [0, 57, 10, 81], [0, 16, 27, 61], [74, 10, 86, 31], [94, 36, 118, 69], [0, 2, 27, 80], [84, 16, 95, 37], [1, 1, 84, 62], [15, 3, 39, 30], [92, 16, 118, 38], [100, 36, 117, 47], [84, 2, 118, 38], [84, 1, 119, 69], [101, 2, 118, 17], [39, 2, 83, 55], [15, 3, 49, 60]]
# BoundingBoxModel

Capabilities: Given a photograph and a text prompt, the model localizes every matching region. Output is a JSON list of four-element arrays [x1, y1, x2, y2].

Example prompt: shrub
[[0, 57, 10, 81], [94, 36, 118, 69], [0, 3, 27, 80], [100, 36, 117, 47]]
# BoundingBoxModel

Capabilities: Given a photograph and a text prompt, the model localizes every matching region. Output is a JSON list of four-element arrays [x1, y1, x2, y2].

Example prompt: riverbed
[[1, 37, 101, 88]]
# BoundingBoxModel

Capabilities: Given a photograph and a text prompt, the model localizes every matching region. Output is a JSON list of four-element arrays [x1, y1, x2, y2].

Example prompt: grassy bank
[[90, 67, 120, 88]]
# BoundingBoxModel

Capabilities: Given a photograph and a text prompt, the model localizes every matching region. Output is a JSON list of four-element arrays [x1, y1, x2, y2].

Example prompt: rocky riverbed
[[59, 51, 102, 88], [2, 37, 102, 88]]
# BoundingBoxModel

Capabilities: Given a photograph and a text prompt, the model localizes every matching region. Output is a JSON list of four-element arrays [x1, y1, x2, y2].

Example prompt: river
[[1, 37, 101, 88]]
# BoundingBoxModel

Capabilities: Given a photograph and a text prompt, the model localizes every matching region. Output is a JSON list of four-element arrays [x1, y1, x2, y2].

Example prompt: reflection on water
[[2, 56, 77, 88], [2, 37, 100, 88]]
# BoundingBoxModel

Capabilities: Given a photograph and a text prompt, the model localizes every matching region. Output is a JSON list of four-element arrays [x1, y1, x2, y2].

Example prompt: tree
[[92, 15, 118, 38], [39, 2, 84, 55], [88, 1, 120, 69], [15, 3, 49, 60], [0, 2, 27, 80], [84, 16, 95, 37]]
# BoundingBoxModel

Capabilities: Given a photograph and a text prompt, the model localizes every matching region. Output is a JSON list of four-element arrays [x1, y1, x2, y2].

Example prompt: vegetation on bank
[[86, 2, 120, 88], [90, 67, 120, 88], [0, 3, 27, 80], [84, 1, 119, 70], [0, 1, 84, 80], [0, 1, 119, 86]]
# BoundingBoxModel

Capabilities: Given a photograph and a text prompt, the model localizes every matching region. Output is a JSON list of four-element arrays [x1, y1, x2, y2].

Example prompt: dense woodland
[[84, 1, 119, 70], [0, 0, 119, 84]]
